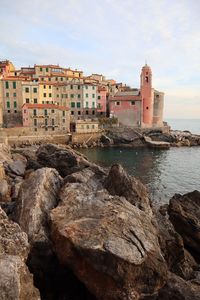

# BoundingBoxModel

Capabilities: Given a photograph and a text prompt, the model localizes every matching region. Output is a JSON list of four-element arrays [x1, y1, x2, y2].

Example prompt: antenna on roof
[[145, 59, 147, 65]]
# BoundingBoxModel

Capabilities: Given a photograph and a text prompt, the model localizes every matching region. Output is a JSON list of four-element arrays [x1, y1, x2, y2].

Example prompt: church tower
[[140, 64, 153, 126]]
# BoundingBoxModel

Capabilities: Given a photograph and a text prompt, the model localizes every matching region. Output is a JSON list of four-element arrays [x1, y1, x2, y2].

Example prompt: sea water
[[80, 119, 200, 205]]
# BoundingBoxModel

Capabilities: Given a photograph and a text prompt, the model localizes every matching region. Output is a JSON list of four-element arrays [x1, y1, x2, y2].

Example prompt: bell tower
[[140, 64, 153, 126]]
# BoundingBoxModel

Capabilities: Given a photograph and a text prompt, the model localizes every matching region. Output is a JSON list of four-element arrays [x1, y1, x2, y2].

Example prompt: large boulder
[[14, 167, 62, 243], [50, 181, 167, 300], [104, 164, 152, 214], [0, 208, 40, 300], [36, 143, 106, 178], [36, 144, 92, 177], [156, 272, 200, 300], [168, 190, 200, 257], [156, 209, 197, 280], [4, 160, 26, 177]]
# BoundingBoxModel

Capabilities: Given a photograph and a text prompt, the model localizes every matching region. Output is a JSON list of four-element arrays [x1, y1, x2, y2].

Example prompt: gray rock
[[0, 208, 40, 299], [5, 160, 26, 177], [104, 164, 152, 215], [14, 167, 62, 243], [168, 190, 200, 257]]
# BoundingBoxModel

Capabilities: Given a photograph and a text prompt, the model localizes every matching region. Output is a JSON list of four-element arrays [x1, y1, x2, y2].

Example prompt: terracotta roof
[[22, 103, 70, 111]]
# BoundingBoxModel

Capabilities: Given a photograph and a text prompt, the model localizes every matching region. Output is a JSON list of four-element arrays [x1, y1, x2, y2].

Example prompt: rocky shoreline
[[0, 142, 200, 299], [69, 127, 200, 150]]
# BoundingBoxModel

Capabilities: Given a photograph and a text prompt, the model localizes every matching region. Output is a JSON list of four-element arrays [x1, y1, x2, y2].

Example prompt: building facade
[[109, 64, 164, 128], [22, 103, 70, 133]]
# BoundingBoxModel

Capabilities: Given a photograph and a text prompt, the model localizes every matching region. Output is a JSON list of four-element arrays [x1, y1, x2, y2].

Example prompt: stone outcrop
[[50, 180, 167, 300], [104, 164, 152, 214], [156, 272, 200, 300], [168, 190, 200, 258], [14, 167, 62, 242], [36, 144, 92, 177], [0, 143, 12, 163], [156, 209, 197, 280], [0, 207, 40, 300]]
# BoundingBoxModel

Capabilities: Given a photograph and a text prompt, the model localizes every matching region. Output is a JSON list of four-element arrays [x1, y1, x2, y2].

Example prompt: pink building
[[109, 64, 164, 128], [97, 87, 107, 116], [22, 103, 70, 133]]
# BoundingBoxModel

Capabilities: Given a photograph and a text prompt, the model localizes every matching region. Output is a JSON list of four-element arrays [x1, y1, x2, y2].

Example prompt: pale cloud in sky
[[0, 0, 200, 119]]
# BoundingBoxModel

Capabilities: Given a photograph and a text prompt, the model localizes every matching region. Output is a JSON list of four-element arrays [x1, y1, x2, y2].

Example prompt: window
[[86, 93, 88, 98], [46, 67, 48, 72], [44, 85, 46, 89], [13, 82, 16, 89], [78, 111, 81, 115], [92, 110, 95, 115], [6, 101, 10, 108], [85, 85, 88, 89], [24, 109, 26, 113], [26, 98, 29, 103], [86, 110, 89, 115], [92, 102, 95, 108], [86, 101, 88, 108], [25, 87, 29, 93], [78, 94, 81, 98], [34, 128, 37, 132], [92, 94, 95, 98], [45, 127, 48, 131], [57, 94, 59, 98], [62, 111, 65, 116], [13, 93, 16, 97], [33, 88, 37, 93], [70, 94, 74, 98], [98, 96, 101, 99], [40, 67, 42, 72], [116, 101, 120, 106], [33, 109, 37, 116], [7, 110, 10, 113], [146, 106, 149, 110], [92, 86, 95, 90], [52, 119, 55, 125], [51, 109, 55, 113], [77, 102, 81, 108], [78, 85, 80, 89], [43, 93, 46, 97], [49, 85, 51, 89], [34, 119, 37, 126], [71, 111, 74, 115], [87, 125, 90, 129], [45, 118, 48, 125], [14, 101, 17, 108], [49, 93, 52, 97], [71, 102, 75, 108], [92, 125, 95, 129], [6, 92, 9, 97], [44, 109, 48, 116], [131, 101, 135, 105], [62, 119, 65, 123], [52, 127, 55, 131], [34, 98, 37, 103], [5, 81, 9, 89], [61, 77, 63, 81]]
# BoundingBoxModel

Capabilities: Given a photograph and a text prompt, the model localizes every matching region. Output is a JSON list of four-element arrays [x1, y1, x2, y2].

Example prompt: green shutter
[[14, 101, 17, 108], [5, 81, 9, 89], [13, 82, 16, 89], [7, 101, 10, 108], [77, 102, 81, 108]]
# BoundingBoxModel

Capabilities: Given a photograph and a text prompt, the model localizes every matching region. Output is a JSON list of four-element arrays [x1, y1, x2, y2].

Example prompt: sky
[[0, 0, 200, 119]]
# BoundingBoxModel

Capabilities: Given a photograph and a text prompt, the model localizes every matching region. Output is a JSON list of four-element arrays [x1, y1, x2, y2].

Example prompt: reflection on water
[[79, 147, 200, 205]]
